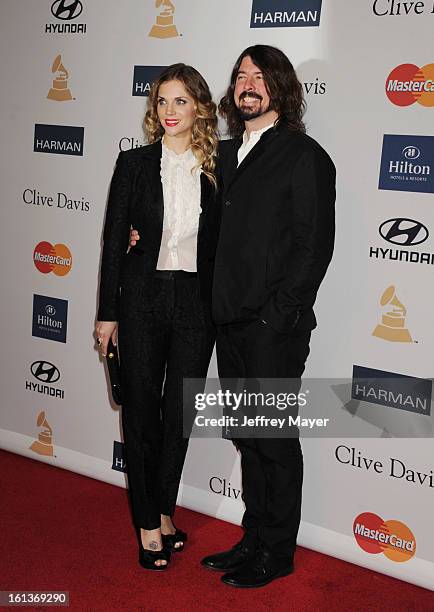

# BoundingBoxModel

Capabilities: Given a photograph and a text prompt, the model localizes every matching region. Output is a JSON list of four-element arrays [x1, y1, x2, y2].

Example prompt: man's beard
[[237, 92, 270, 122]]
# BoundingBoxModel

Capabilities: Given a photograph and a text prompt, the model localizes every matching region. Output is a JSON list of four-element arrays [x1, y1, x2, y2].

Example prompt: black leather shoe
[[201, 538, 256, 572], [221, 547, 293, 588]]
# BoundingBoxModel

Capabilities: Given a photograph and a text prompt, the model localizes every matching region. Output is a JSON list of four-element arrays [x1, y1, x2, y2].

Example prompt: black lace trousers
[[118, 275, 215, 530]]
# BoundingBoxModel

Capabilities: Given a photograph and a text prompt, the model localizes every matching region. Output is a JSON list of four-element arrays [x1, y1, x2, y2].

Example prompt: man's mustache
[[239, 91, 263, 102]]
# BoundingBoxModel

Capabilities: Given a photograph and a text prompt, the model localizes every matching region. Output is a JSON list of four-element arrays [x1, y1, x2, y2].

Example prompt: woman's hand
[[129, 228, 140, 246], [95, 321, 118, 357]]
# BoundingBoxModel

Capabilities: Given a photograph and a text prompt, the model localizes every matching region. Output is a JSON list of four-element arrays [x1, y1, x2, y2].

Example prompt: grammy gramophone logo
[[30, 411, 54, 456], [149, 0, 178, 39], [47, 54, 73, 101], [372, 285, 413, 343]]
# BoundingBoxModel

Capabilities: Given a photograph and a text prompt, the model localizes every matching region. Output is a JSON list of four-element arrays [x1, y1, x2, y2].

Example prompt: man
[[200, 45, 336, 588], [130, 45, 335, 587]]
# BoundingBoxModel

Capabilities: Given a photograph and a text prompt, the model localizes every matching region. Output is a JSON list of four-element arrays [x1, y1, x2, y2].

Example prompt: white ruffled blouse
[[156, 143, 202, 272]]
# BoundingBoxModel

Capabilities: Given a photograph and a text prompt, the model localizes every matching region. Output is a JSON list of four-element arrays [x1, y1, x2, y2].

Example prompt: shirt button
[[225, 200, 231, 207]]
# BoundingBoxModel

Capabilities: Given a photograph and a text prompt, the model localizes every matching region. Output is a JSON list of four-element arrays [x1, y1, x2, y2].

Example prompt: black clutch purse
[[106, 339, 122, 405]]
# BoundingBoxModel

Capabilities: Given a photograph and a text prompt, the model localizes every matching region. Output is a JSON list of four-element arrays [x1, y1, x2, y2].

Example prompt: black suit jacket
[[212, 124, 336, 333], [97, 142, 219, 321]]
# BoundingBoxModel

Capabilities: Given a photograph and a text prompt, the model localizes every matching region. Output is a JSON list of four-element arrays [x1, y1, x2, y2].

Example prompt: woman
[[95, 64, 219, 570]]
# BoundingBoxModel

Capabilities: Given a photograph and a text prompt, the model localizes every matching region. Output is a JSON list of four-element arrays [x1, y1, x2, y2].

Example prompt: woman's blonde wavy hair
[[144, 63, 219, 186]]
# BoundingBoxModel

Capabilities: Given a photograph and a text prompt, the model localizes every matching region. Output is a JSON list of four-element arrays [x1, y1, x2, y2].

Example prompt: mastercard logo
[[33, 242, 72, 276], [353, 512, 416, 563], [386, 63, 434, 107]]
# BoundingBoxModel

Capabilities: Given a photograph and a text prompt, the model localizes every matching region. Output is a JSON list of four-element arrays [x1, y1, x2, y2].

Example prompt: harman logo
[[379, 218, 428, 246], [46, 0, 86, 34], [149, 0, 178, 38], [119, 137, 144, 152], [379, 134, 434, 194], [23, 188, 90, 213], [26, 360, 64, 400], [34, 124, 84, 157], [386, 63, 434, 107], [353, 512, 416, 563], [112, 441, 127, 472], [372, 286, 413, 343], [132, 66, 167, 96], [352, 365, 432, 415], [32, 294, 68, 344], [34, 242, 72, 276], [370, 218, 433, 266], [47, 55, 74, 102], [251, 0, 322, 28]]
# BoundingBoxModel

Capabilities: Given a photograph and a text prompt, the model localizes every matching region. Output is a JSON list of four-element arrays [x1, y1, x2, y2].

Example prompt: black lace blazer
[[97, 142, 220, 321]]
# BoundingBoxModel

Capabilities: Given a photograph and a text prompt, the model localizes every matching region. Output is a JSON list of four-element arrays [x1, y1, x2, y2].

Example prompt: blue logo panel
[[34, 124, 84, 156], [132, 66, 167, 97], [379, 134, 434, 194], [251, 0, 322, 28], [352, 365, 432, 416], [112, 441, 127, 472], [32, 294, 68, 343]]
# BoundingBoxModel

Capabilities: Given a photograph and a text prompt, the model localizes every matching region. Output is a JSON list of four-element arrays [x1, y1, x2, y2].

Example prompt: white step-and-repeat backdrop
[[0, 0, 433, 591]]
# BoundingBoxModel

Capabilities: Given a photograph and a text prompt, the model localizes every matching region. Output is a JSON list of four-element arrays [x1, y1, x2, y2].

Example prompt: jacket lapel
[[225, 125, 280, 194], [200, 172, 213, 213], [143, 141, 164, 224]]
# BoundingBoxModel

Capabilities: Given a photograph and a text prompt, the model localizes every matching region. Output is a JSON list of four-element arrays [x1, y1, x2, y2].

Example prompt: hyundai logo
[[45, 304, 56, 316], [402, 146, 420, 160], [51, 0, 83, 20], [31, 360, 61, 383], [379, 218, 429, 247]]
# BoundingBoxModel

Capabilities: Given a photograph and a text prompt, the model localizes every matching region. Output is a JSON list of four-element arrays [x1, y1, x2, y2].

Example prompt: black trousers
[[216, 319, 311, 563], [118, 275, 215, 530]]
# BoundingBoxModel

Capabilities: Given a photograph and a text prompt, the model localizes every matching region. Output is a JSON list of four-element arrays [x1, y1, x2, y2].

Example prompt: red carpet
[[0, 450, 432, 611]]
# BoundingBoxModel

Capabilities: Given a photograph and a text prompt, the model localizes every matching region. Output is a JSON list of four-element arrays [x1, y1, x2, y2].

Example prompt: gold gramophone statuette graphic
[[372, 285, 413, 343], [30, 411, 54, 456], [149, 0, 179, 39], [47, 54, 73, 102]]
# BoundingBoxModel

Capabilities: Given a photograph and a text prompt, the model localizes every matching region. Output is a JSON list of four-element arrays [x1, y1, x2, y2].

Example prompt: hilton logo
[[26, 360, 65, 400], [34, 124, 84, 156], [132, 66, 167, 96], [45, 0, 87, 34], [379, 134, 434, 194], [32, 294, 68, 343], [251, 0, 322, 28], [352, 365, 432, 416]]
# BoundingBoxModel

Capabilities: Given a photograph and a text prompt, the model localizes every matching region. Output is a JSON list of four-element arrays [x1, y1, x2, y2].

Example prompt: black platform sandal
[[162, 528, 188, 552], [138, 545, 171, 571]]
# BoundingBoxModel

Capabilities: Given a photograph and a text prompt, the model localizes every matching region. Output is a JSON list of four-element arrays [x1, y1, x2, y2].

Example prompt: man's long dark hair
[[219, 45, 306, 137]]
